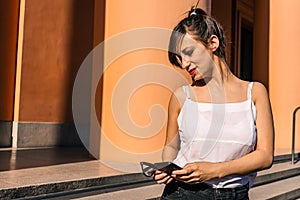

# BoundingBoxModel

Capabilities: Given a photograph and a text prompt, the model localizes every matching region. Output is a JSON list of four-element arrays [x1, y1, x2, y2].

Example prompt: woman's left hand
[[172, 162, 220, 184]]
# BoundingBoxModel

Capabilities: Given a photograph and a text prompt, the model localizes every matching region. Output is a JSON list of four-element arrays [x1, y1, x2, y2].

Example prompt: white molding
[[12, 121, 18, 148], [12, 0, 26, 148]]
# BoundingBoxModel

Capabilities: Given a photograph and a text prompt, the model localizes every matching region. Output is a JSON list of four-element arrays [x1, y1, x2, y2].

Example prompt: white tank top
[[173, 82, 257, 188]]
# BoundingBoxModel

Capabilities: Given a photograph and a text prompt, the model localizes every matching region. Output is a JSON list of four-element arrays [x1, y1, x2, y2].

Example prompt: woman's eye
[[186, 50, 193, 56]]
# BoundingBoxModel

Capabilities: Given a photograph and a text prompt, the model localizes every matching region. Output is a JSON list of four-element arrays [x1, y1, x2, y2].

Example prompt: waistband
[[171, 180, 249, 192], [173, 180, 210, 191]]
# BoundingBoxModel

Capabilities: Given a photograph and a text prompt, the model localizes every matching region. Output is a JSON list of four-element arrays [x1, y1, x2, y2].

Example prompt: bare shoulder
[[252, 82, 270, 103], [252, 81, 267, 90], [171, 86, 187, 108]]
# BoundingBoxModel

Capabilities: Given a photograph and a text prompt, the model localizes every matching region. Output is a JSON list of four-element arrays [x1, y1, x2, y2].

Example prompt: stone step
[[253, 161, 300, 187], [53, 161, 300, 200], [52, 184, 164, 200], [0, 171, 154, 200], [75, 162, 300, 200], [1, 155, 299, 199], [249, 175, 300, 200]]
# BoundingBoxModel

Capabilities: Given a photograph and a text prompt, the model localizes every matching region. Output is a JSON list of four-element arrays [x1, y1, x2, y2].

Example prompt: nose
[[181, 57, 190, 70]]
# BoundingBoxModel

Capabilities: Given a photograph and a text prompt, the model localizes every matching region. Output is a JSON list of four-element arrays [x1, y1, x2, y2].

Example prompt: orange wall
[[269, 0, 300, 152], [0, 0, 19, 121], [100, 0, 210, 162], [18, 0, 94, 123], [211, 0, 232, 67], [253, 0, 269, 88]]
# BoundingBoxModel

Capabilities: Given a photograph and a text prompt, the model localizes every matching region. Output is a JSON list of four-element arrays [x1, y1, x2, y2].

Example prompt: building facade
[[0, 0, 299, 162]]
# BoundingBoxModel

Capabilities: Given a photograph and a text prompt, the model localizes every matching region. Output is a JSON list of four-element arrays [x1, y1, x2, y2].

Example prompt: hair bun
[[188, 8, 207, 17]]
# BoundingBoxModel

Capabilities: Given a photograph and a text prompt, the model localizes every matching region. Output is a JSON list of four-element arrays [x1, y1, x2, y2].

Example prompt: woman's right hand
[[153, 170, 174, 184]]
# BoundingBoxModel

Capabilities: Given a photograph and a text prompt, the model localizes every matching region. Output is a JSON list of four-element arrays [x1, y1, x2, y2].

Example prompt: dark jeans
[[160, 181, 249, 200]]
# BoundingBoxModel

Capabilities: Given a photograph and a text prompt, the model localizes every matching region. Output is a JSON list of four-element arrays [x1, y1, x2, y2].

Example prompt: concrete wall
[[1, 0, 298, 156]]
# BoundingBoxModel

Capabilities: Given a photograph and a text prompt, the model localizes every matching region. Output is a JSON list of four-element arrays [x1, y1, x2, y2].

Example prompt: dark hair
[[168, 8, 227, 68]]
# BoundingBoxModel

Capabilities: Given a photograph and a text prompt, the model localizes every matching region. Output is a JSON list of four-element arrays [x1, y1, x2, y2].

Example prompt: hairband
[[190, 10, 197, 16], [189, 0, 201, 17]]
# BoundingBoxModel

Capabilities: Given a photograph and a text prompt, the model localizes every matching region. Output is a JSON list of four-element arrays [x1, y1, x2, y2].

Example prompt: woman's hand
[[172, 162, 220, 184], [153, 170, 174, 184]]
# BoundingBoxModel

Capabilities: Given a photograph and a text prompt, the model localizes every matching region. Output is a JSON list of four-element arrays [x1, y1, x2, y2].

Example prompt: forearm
[[217, 149, 273, 178]]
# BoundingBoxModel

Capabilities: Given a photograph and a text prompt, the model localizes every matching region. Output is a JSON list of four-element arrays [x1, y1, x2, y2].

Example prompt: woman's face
[[179, 33, 214, 81]]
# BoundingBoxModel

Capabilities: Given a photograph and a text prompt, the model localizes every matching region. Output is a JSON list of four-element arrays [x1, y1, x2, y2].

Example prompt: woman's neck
[[209, 56, 231, 86]]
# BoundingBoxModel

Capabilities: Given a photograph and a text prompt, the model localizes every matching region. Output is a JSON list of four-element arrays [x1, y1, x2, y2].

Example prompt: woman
[[153, 6, 274, 200]]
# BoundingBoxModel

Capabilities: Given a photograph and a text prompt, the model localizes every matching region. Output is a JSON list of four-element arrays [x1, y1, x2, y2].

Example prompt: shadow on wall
[[0, 0, 19, 147], [57, 0, 96, 146], [60, 0, 105, 148]]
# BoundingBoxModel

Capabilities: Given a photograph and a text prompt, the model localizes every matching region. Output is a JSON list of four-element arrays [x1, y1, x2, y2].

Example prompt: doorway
[[233, 0, 254, 81], [240, 21, 253, 81]]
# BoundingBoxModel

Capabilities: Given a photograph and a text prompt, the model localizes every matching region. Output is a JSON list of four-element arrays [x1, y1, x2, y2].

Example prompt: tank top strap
[[247, 82, 254, 100], [183, 85, 191, 99]]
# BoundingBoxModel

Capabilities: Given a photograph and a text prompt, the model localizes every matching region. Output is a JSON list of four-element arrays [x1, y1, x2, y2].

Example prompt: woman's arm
[[162, 91, 182, 161], [173, 82, 274, 184], [217, 82, 274, 176], [154, 88, 184, 184]]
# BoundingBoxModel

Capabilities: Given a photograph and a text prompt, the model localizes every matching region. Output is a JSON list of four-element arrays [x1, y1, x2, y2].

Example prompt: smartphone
[[156, 162, 182, 175]]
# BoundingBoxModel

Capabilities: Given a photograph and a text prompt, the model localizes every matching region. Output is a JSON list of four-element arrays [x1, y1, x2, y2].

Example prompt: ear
[[208, 35, 219, 52]]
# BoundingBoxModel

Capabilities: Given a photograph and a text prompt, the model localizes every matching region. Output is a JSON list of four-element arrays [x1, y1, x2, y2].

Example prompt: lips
[[188, 68, 196, 76]]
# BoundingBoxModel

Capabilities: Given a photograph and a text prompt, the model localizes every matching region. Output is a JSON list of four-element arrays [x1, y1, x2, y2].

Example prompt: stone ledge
[[0, 173, 153, 200], [17, 122, 82, 147], [0, 121, 12, 147]]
